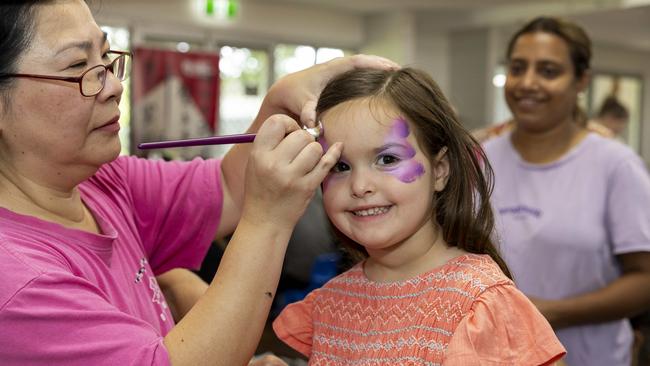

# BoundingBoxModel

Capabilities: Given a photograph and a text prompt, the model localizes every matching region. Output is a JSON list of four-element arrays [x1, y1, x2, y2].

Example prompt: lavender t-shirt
[[0, 156, 222, 365], [484, 132, 650, 366]]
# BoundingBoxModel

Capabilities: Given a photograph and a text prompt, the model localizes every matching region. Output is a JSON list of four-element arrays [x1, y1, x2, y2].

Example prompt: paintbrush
[[138, 122, 322, 150]]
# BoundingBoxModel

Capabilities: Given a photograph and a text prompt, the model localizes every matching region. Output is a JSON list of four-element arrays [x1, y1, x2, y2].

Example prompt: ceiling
[[252, 0, 650, 51], [255, 0, 535, 12]]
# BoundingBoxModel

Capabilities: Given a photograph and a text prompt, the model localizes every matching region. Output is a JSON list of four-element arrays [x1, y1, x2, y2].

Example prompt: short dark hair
[[598, 96, 629, 119]]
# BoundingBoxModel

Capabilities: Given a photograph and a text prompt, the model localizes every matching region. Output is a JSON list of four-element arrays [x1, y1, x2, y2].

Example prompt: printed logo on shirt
[[135, 258, 147, 283], [499, 205, 542, 219], [134, 257, 170, 323]]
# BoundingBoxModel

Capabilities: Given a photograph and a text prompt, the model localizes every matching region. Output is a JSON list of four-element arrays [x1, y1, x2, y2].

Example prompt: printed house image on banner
[[132, 48, 220, 159]]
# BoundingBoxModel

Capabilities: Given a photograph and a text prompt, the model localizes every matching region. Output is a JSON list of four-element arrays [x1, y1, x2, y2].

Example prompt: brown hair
[[506, 16, 592, 125], [316, 67, 512, 278]]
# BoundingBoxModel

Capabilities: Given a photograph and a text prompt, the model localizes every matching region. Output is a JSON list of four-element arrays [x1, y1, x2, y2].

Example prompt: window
[[216, 46, 270, 157], [274, 44, 350, 79], [215, 43, 350, 157]]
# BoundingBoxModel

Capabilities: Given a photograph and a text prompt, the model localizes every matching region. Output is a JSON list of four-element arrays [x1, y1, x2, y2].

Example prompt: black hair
[[0, 2, 44, 109]]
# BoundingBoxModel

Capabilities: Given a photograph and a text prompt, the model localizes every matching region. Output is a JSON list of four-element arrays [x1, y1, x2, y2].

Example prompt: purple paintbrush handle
[[137, 133, 256, 149]]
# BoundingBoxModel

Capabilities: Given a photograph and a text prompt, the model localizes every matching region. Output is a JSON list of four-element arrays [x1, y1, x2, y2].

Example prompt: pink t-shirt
[[0, 156, 222, 365]]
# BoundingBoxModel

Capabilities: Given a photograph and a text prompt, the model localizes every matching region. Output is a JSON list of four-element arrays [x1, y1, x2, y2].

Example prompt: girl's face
[[505, 32, 589, 133], [0, 0, 123, 186], [320, 98, 448, 256]]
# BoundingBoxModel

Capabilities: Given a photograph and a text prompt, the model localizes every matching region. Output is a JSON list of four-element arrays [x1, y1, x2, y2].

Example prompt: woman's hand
[[219, 54, 396, 237], [258, 54, 399, 127], [241, 114, 342, 229]]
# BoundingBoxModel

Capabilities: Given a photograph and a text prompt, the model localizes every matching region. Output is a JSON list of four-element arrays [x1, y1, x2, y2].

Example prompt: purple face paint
[[384, 117, 425, 183], [318, 136, 330, 153], [319, 134, 333, 192], [391, 117, 411, 139]]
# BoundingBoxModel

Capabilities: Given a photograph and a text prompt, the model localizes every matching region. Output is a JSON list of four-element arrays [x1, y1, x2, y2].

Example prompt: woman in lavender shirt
[[483, 16, 650, 366]]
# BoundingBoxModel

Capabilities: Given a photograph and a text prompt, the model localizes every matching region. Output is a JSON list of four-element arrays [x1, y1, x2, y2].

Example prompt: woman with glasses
[[0, 1, 398, 366]]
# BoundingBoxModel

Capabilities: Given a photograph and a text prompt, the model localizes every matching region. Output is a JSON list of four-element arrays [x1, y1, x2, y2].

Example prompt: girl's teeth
[[354, 206, 390, 217]]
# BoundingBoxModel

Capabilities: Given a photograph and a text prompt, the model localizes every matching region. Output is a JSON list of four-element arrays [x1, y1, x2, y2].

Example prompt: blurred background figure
[[587, 95, 629, 139]]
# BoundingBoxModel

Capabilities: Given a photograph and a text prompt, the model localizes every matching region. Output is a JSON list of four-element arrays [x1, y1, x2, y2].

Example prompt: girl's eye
[[331, 161, 350, 173], [377, 154, 399, 166]]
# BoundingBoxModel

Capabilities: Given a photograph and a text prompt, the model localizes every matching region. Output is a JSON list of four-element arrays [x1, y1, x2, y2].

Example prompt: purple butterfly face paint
[[384, 117, 425, 183], [319, 134, 333, 192]]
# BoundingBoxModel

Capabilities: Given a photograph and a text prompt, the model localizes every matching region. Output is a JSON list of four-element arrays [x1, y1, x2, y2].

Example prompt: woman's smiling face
[[505, 32, 589, 133], [320, 97, 438, 253]]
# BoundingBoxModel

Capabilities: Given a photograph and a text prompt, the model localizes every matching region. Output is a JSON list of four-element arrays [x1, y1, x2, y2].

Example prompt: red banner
[[132, 48, 220, 158]]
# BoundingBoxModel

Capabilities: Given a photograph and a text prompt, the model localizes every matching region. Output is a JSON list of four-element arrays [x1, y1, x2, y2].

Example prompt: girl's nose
[[350, 169, 376, 198]]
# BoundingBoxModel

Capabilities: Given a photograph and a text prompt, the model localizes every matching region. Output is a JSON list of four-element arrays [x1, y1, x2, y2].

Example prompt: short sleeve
[[606, 154, 650, 254], [444, 284, 566, 366], [0, 271, 171, 366], [94, 156, 223, 274], [272, 292, 317, 357]]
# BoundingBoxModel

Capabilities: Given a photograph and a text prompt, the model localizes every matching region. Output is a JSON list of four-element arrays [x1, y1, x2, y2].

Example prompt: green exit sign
[[205, 0, 238, 19]]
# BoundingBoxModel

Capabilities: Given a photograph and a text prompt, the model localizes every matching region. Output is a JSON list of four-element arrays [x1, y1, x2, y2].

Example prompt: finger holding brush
[[242, 115, 340, 228]]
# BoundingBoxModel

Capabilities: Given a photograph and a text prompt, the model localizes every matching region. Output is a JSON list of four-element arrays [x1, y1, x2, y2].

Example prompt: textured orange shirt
[[273, 254, 565, 365]]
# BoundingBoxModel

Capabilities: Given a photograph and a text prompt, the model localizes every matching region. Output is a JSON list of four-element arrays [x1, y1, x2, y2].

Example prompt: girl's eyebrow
[[374, 143, 409, 154]]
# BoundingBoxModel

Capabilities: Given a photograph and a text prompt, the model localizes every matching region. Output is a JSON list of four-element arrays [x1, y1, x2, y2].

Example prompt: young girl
[[273, 67, 566, 365]]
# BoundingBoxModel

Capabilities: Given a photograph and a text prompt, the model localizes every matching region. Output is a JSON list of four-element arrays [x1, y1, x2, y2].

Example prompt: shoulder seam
[[0, 269, 45, 313]]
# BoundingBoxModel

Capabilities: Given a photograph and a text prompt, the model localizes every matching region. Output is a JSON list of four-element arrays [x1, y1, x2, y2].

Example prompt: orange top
[[273, 254, 565, 365]]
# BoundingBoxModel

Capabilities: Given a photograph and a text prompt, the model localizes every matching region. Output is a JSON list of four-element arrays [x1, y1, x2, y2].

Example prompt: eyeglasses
[[0, 50, 132, 97]]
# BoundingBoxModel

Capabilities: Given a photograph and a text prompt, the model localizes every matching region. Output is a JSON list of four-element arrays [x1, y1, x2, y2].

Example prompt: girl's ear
[[433, 147, 450, 192]]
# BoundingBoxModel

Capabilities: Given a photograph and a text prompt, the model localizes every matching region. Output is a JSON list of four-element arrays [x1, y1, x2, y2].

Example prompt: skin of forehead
[[25, 0, 106, 67], [322, 98, 401, 141], [510, 32, 573, 67]]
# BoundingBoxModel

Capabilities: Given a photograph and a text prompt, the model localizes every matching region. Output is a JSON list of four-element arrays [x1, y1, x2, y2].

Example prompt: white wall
[[413, 17, 451, 95], [94, 1, 364, 48], [360, 12, 416, 67], [448, 29, 490, 131]]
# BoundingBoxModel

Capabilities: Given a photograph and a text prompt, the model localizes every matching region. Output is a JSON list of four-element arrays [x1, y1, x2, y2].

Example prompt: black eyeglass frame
[[0, 50, 132, 97]]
